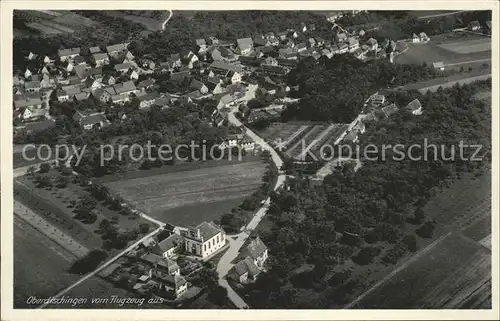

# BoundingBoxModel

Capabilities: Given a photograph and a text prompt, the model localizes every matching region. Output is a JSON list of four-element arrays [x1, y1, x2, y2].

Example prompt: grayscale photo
[[9, 8, 492, 310]]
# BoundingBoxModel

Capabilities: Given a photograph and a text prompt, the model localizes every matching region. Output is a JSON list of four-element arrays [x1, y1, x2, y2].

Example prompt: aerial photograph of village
[[10, 8, 492, 310]]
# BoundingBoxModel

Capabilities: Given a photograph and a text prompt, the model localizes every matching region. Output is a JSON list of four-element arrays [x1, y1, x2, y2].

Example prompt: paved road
[[161, 10, 173, 31], [216, 108, 286, 308], [38, 226, 164, 309]]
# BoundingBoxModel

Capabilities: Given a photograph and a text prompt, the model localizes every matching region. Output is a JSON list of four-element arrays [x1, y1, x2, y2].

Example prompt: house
[[169, 69, 191, 83], [153, 97, 171, 108], [58, 47, 81, 61], [405, 98, 423, 115], [137, 79, 155, 92], [102, 75, 116, 86], [240, 138, 255, 151], [433, 61, 445, 71], [138, 92, 161, 108], [113, 81, 137, 95], [185, 52, 199, 69], [63, 85, 82, 97], [412, 33, 420, 43], [209, 36, 219, 45], [348, 37, 359, 52], [129, 70, 140, 80], [299, 22, 307, 33], [296, 42, 307, 52], [321, 48, 334, 59], [336, 43, 349, 54], [210, 61, 243, 77], [27, 52, 37, 60], [366, 38, 378, 51], [73, 92, 90, 101], [419, 32, 429, 42], [57, 89, 70, 102], [196, 38, 207, 53], [74, 111, 109, 130], [181, 221, 226, 259], [343, 130, 359, 144], [263, 56, 278, 66], [111, 93, 131, 104], [152, 233, 182, 258], [22, 107, 46, 120], [370, 94, 385, 107], [15, 96, 43, 110], [138, 58, 156, 71], [152, 273, 188, 299], [206, 78, 224, 95], [189, 79, 209, 94], [106, 43, 128, 57], [258, 65, 287, 76], [92, 52, 109, 67], [307, 38, 316, 48], [43, 56, 54, 65], [229, 257, 261, 284], [89, 46, 101, 54], [381, 103, 399, 118], [92, 87, 116, 103], [468, 20, 481, 31], [237, 38, 254, 56], [337, 32, 348, 42], [253, 36, 271, 47], [73, 55, 86, 66], [114, 63, 133, 73], [287, 30, 299, 39], [276, 31, 288, 40], [84, 77, 103, 91], [241, 237, 268, 269], [40, 74, 53, 88], [25, 81, 41, 93], [24, 68, 32, 79]]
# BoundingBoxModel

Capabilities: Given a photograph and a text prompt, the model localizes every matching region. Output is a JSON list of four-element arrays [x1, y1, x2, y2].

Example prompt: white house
[[152, 234, 182, 259], [237, 38, 254, 56], [412, 33, 420, 43], [405, 98, 423, 115], [92, 52, 109, 67], [181, 221, 226, 259], [24, 68, 32, 79], [58, 47, 81, 62]]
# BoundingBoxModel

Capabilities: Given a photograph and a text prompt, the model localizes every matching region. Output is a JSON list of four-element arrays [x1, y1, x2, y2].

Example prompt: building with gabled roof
[[58, 47, 81, 61], [381, 103, 399, 118], [152, 233, 182, 259], [405, 98, 423, 115], [113, 80, 137, 95], [181, 221, 226, 259], [229, 256, 261, 284], [237, 37, 254, 56], [106, 43, 129, 55]]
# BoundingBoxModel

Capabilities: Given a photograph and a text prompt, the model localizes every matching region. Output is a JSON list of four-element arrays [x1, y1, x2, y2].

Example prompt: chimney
[[196, 228, 201, 240]]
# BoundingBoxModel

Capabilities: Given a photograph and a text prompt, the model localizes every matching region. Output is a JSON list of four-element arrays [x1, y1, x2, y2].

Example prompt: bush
[[402, 233, 418, 252], [327, 270, 351, 287], [69, 250, 108, 274], [352, 246, 382, 265], [381, 243, 407, 264], [139, 223, 150, 234], [39, 163, 51, 173], [416, 221, 435, 239]]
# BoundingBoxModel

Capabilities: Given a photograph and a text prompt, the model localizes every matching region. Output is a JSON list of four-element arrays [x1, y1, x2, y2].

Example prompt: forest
[[282, 55, 440, 123], [243, 80, 491, 308]]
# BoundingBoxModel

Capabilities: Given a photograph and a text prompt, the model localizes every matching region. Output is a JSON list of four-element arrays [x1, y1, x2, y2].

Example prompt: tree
[[352, 246, 382, 265], [27, 166, 36, 177], [402, 233, 418, 252], [416, 221, 435, 239], [68, 249, 108, 274], [39, 163, 51, 173], [56, 175, 69, 188], [139, 223, 150, 234]]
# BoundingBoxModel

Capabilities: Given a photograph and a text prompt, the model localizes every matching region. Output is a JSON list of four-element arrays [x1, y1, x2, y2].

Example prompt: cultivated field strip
[[419, 250, 491, 308], [437, 38, 491, 54], [278, 125, 310, 149], [296, 124, 336, 160], [286, 125, 325, 158], [26, 22, 63, 34], [37, 20, 75, 33]]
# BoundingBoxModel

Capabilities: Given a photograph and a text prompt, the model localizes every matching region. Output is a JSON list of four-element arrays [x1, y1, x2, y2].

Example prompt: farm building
[[405, 99, 423, 115], [433, 62, 445, 71]]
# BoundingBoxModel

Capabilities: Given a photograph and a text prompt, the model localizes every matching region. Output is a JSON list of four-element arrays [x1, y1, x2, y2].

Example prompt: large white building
[[182, 221, 226, 259]]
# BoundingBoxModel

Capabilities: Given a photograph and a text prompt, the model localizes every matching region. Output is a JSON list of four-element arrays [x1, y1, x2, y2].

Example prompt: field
[[14, 10, 98, 36], [401, 70, 491, 93], [100, 157, 268, 227], [350, 172, 492, 309], [102, 11, 168, 31], [258, 122, 350, 161], [14, 216, 81, 308], [354, 233, 491, 308], [13, 145, 56, 169], [14, 168, 152, 251], [395, 33, 491, 71]]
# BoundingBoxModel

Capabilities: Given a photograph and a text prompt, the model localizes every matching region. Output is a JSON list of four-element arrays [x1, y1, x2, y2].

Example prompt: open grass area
[[395, 33, 491, 71], [102, 158, 268, 227], [14, 217, 81, 308], [257, 122, 308, 146], [401, 70, 491, 93], [423, 171, 491, 231], [102, 11, 167, 31], [354, 233, 490, 308]]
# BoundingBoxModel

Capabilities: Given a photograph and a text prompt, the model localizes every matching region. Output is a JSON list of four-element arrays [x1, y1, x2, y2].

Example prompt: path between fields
[[215, 109, 286, 308], [161, 10, 173, 31], [38, 226, 163, 309], [343, 231, 452, 309]]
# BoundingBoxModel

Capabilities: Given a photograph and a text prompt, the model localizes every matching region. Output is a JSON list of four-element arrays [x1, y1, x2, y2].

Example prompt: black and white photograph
[[1, 1, 498, 319]]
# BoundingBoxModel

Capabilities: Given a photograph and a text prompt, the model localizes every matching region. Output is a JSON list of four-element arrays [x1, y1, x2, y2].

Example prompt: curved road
[[216, 109, 286, 309], [161, 10, 173, 31]]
